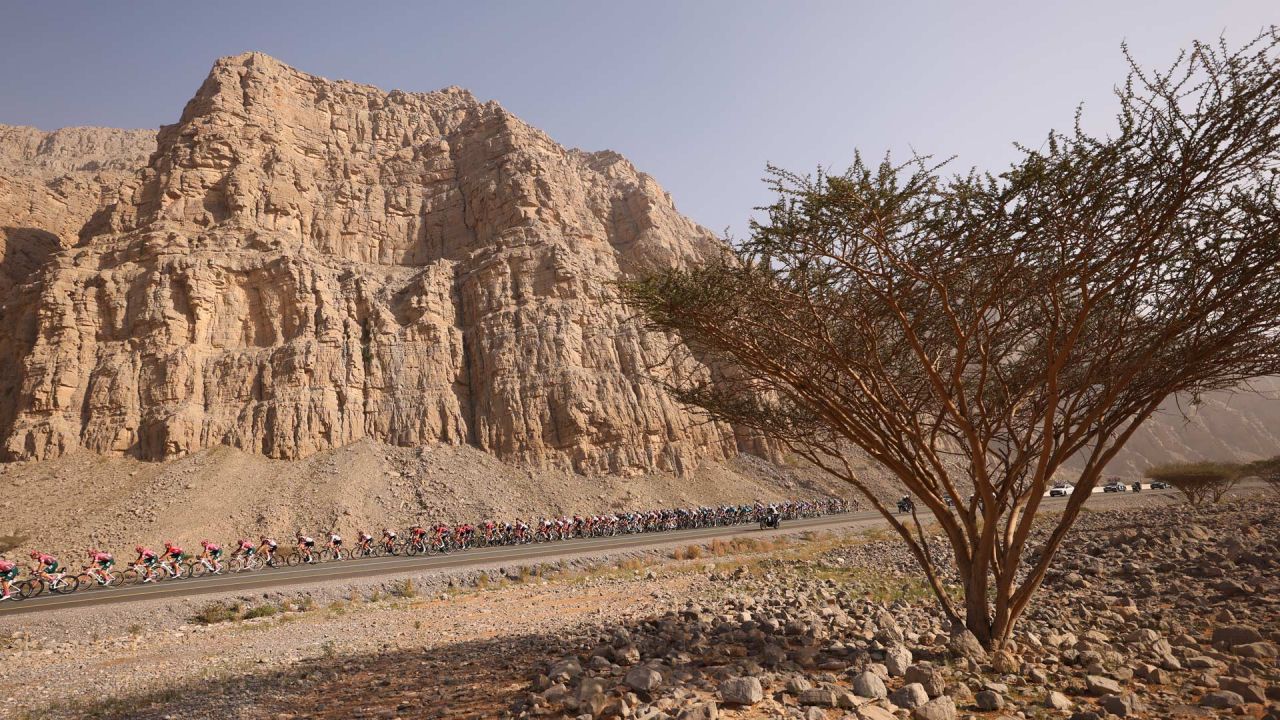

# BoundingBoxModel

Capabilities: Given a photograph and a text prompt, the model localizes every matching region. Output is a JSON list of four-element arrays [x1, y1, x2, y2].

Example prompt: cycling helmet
[[200, 539, 212, 548], [29, 551, 40, 559], [135, 545, 145, 553], [164, 541, 175, 550]]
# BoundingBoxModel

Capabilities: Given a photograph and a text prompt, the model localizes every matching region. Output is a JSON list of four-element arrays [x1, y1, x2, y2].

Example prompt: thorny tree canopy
[[623, 31, 1280, 647]]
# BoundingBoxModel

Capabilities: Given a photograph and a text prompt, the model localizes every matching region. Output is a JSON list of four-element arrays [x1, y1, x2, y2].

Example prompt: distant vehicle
[[1049, 485, 1072, 498], [1132, 481, 1142, 492], [1103, 481, 1127, 493], [1150, 480, 1170, 490], [896, 497, 915, 513]]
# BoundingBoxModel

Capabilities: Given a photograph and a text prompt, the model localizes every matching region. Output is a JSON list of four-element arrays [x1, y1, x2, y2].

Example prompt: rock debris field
[[1, 492, 1276, 720]]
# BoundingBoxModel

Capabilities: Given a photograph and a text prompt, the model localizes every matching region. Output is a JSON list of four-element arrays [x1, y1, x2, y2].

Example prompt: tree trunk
[[964, 574, 994, 648]]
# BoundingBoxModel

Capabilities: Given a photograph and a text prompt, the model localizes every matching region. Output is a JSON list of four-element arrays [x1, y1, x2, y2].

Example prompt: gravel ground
[[2, 489, 1275, 720]]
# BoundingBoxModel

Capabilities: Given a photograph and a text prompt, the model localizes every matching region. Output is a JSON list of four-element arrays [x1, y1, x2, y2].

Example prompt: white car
[[1049, 485, 1072, 497]]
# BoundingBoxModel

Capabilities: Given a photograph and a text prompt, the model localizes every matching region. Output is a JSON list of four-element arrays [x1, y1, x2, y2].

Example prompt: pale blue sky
[[1, 1, 1275, 235]]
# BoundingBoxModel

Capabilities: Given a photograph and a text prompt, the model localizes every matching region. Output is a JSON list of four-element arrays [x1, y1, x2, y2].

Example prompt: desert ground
[[1, 487, 1274, 720]]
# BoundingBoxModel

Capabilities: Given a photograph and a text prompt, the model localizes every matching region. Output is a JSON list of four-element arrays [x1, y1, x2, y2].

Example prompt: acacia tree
[[1146, 462, 1241, 506], [623, 33, 1280, 649], [1240, 456, 1280, 494]]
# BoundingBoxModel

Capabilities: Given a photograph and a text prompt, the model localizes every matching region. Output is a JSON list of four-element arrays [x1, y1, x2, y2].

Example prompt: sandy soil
[[0, 440, 869, 561]]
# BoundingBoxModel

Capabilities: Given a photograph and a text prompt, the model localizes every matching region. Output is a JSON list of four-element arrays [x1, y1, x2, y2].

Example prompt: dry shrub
[[193, 601, 243, 624], [1147, 462, 1240, 506]]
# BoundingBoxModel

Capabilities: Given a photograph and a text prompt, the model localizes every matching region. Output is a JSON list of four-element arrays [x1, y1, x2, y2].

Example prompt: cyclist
[[87, 548, 116, 584], [295, 531, 316, 563], [380, 527, 398, 553], [133, 545, 160, 582], [409, 523, 428, 552], [257, 535, 279, 566], [0, 555, 18, 600], [355, 530, 373, 556], [324, 529, 343, 559], [29, 550, 61, 578], [231, 538, 256, 567], [430, 522, 451, 550], [199, 540, 224, 573], [161, 541, 184, 578]]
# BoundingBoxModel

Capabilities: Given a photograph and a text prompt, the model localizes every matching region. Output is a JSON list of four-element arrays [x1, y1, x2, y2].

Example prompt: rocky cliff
[[0, 52, 754, 474], [0, 52, 1276, 480]]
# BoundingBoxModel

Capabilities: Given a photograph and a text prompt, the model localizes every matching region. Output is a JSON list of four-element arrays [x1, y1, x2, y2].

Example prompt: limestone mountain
[[0, 52, 1275, 481], [0, 52, 754, 474]]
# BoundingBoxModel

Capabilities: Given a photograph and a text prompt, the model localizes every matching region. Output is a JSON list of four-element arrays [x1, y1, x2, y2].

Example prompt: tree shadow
[[53, 622, 586, 720]]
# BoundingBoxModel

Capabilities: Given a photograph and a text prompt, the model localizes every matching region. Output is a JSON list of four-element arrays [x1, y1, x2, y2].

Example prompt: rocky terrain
[[2, 490, 1274, 719], [0, 51, 769, 479]]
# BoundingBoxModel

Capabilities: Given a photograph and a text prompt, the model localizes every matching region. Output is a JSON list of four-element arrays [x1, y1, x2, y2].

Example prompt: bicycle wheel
[[187, 561, 207, 578], [17, 579, 41, 599], [283, 552, 300, 567], [52, 575, 78, 595], [120, 568, 141, 585], [340, 548, 352, 560]]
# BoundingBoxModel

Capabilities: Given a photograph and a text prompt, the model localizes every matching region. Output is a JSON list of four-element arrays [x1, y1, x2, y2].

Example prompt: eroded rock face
[[0, 53, 748, 474]]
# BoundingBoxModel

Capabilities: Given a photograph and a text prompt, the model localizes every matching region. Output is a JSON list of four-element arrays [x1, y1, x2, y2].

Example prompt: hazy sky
[[1, 1, 1276, 235]]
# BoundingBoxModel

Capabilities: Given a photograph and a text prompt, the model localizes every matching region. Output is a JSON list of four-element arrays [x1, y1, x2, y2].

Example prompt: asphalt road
[[0, 489, 1166, 618]]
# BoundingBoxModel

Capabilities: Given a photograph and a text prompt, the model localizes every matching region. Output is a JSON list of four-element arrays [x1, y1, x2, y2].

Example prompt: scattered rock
[[718, 677, 762, 706], [891, 682, 930, 710], [912, 695, 957, 720], [975, 689, 1004, 711], [852, 670, 887, 699]]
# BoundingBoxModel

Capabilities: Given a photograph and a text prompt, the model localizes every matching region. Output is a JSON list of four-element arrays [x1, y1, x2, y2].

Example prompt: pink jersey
[[0, 559, 15, 572], [92, 552, 112, 563], [204, 544, 221, 553], [35, 553, 56, 565]]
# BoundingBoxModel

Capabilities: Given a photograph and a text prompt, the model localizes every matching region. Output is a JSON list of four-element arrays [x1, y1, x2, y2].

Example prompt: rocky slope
[[0, 52, 759, 476]]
